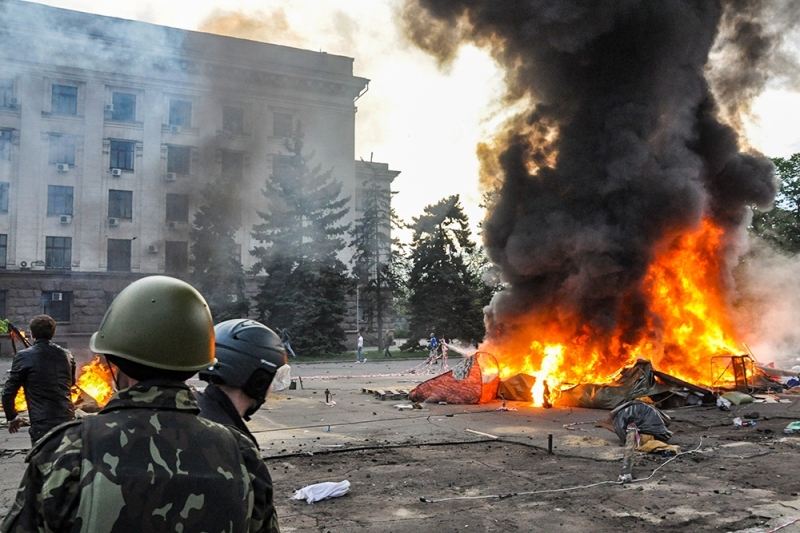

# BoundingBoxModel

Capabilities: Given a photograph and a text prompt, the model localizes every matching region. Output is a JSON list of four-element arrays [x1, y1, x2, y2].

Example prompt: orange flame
[[485, 219, 745, 405], [13, 356, 115, 413], [74, 357, 115, 406]]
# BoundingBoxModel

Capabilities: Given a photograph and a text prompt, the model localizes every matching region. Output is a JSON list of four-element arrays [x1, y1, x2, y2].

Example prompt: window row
[[0, 235, 188, 273], [2, 80, 295, 137], [0, 131, 247, 179], [42, 186, 190, 221]]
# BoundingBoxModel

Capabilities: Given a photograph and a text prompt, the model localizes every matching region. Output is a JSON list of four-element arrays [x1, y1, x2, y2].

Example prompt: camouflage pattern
[[1, 380, 280, 533]]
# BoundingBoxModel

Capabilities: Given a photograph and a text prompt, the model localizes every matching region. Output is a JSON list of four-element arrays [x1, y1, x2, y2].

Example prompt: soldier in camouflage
[[1, 276, 280, 533]]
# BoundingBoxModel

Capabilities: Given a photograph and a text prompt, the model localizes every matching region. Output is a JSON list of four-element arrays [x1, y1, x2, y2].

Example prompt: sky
[[27, 0, 800, 241]]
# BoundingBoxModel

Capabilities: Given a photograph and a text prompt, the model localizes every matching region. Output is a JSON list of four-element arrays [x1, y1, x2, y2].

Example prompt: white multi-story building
[[0, 0, 397, 353]]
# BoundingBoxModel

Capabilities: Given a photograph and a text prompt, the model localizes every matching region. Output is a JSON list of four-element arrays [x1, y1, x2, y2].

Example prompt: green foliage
[[190, 163, 249, 322], [0, 319, 7, 335], [751, 154, 800, 254], [405, 195, 492, 346], [250, 127, 351, 357], [349, 165, 404, 347]]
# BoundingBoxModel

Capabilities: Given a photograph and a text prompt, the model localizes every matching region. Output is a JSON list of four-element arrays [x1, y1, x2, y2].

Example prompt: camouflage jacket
[[1, 380, 280, 533]]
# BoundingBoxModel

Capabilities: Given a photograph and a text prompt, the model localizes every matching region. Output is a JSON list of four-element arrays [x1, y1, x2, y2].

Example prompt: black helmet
[[199, 319, 287, 407]]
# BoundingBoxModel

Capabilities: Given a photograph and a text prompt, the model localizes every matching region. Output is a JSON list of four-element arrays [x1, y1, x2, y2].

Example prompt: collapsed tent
[[409, 352, 500, 404], [410, 356, 720, 408], [554, 360, 673, 409]]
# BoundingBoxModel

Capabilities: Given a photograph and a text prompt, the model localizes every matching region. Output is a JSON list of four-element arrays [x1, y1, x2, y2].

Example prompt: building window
[[108, 189, 133, 219], [110, 140, 135, 171], [0, 182, 8, 212], [223, 106, 244, 135], [165, 241, 188, 274], [166, 193, 189, 222], [169, 99, 192, 127], [47, 185, 73, 216], [43, 291, 71, 322], [0, 129, 11, 160], [0, 234, 6, 269], [48, 135, 75, 166], [0, 290, 5, 318], [111, 92, 136, 122], [45, 236, 72, 270], [51, 84, 78, 115], [1, 79, 13, 107], [273, 112, 293, 138], [107, 239, 131, 272], [167, 146, 191, 174], [221, 150, 243, 181]]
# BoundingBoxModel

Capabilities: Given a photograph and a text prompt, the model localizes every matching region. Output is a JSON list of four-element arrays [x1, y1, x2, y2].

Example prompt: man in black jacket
[[2, 314, 75, 445], [197, 319, 287, 445]]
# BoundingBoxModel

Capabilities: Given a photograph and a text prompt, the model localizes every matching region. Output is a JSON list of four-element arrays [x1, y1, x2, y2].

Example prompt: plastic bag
[[610, 400, 672, 444], [271, 365, 292, 392]]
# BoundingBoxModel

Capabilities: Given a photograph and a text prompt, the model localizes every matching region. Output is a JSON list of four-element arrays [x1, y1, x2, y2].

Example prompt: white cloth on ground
[[293, 480, 351, 504]]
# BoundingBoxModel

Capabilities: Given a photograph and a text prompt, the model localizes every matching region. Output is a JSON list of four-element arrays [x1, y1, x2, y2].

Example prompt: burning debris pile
[[15, 357, 115, 414], [403, 1, 799, 406]]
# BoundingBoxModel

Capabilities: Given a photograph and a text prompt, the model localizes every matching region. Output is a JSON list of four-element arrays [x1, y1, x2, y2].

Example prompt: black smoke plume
[[403, 1, 791, 367]]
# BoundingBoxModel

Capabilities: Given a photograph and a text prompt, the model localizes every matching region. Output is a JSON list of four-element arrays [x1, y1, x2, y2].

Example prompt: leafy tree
[[250, 127, 351, 357], [751, 153, 800, 254], [190, 161, 249, 322], [349, 164, 404, 350], [405, 195, 491, 347]]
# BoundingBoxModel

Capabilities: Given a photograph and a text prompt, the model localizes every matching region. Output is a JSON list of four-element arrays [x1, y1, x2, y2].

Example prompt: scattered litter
[[716, 397, 732, 410], [564, 421, 598, 430], [319, 444, 344, 448], [783, 422, 800, 435], [733, 417, 756, 427], [293, 480, 350, 504], [636, 438, 680, 455], [465, 428, 498, 439], [721, 391, 754, 405]]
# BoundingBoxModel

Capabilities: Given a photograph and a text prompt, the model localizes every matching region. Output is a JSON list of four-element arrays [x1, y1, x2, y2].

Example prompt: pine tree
[[190, 160, 249, 322], [406, 195, 491, 347], [250, 128, 351, 357], [349, 163, 403, 350], [751, 154, 800, 254]]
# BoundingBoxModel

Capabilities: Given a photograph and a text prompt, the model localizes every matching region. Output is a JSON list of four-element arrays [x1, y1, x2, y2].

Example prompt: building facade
[[0, 0, 396, 355]]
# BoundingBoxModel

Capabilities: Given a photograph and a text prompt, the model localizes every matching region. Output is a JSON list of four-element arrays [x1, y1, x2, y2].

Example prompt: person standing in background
[[356, 331, 365, 363], [278, 328, 296, 358], [1, 315, 75, 446]]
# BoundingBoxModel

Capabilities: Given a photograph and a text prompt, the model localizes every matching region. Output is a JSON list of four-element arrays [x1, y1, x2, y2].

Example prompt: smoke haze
[[402, 1, 798, 363]]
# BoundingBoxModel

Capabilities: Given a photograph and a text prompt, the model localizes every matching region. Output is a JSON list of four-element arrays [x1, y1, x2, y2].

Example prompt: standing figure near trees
[[1, 314, 75, 446], [384, 329, 394, 357], [278, 327, 296, 358], [356, 331, 366, 363], [440, 336, 450, 372], [425, 332, 439, 369]]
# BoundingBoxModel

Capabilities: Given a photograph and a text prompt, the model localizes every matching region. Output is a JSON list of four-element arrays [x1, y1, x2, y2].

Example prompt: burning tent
[[409, 352, 500, 404], [401, 1, 797, 401]]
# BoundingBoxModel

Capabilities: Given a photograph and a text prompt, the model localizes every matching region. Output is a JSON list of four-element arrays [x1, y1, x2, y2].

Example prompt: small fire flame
[[13, 356, 115, 413], [486, 219, 746, 406], [75, 357, 115, 406]]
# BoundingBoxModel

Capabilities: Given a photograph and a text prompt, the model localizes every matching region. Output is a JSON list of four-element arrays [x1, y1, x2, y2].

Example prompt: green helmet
[[90, 275, 215, 372]]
